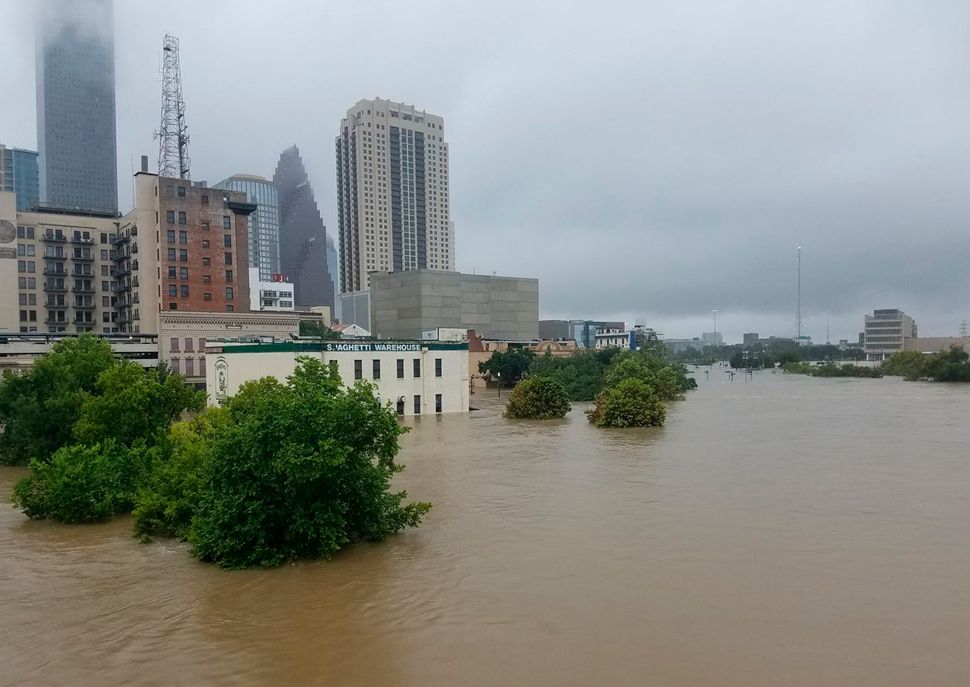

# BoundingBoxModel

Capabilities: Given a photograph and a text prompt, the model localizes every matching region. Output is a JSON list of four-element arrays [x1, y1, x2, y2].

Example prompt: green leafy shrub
[[132, 409, 227, 541], [188, 357, 431, 569], [11, 441, 151, 523], [503, 376, 571, 419], [586, 378, 666, 428], [0, 334, 115, 465], [881, 351, 929, 380], [923, 346, 970, 382]]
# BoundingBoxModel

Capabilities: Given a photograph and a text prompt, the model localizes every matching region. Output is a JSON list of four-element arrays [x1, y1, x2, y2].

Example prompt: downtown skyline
[[1, 0, 968, 341]]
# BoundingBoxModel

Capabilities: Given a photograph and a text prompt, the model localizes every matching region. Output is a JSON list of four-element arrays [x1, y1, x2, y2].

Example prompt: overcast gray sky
[[2, 0, 968, 341]]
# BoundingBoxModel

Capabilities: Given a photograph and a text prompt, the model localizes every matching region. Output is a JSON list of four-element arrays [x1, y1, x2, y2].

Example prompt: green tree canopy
[[503, 375, 572, 419], [479, 347, 535, 387], [188, 357, 431, 569], [586, 378, 666, 428], [923, 346, 970, 382], [881, 351, 928, 380], [0, 334, 116, 465], [299, 320, 340, 339]]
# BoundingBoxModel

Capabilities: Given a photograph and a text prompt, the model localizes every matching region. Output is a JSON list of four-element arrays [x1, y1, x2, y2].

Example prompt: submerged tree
[[586, 378, 666, 428], [503, 376, 571, 419], [188, 357, 431, 569]]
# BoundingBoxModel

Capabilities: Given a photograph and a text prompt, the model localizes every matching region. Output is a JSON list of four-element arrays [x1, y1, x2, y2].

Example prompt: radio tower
[[156, 34, 190, 179]]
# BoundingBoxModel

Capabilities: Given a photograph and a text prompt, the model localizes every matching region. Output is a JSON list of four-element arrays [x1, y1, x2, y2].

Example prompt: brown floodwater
[[2, 370, 970, 686]]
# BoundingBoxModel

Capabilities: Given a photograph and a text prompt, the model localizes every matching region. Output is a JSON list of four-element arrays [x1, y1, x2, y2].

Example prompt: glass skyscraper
[[216, 175, 280, 281], [0, 145, 39, 211], [36, 0, 118, 214]]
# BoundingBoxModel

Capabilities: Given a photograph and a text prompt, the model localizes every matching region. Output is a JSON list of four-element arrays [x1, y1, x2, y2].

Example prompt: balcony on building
[[41, 231, 67, 242]]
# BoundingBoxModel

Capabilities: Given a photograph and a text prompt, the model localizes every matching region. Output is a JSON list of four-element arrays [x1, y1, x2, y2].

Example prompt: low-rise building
[[864, 309, 917, 361], [205, 338, 469, 415], [0, 333, 158, 375], [903, 336, 968, 354], [158, 310, 316, 388], [248, 268, 294, 311], [595, 327, 630, 349]]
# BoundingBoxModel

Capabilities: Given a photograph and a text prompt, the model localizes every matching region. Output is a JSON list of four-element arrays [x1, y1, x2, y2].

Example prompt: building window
[[179, 230, 187, 243], [413, 358, 421, 378], [223, 235, 232, 247], [167, 248, 176, 261], [184, 338, 194, 352], [179, 249, 188, 262], [166, 210, 175, 224], [168, 266, 176, 279], [222, 216, 231, 229], [224, 252, 232, 265], [225, 287, 233, 299], [180, 267, 188, 279], [225, 270, 233, 283], [178, 212, 186, 225], [435, 358, 442, 377], [201, 221, 209, 230], [185, 358, 194, 376], [414, 395, 421, 414], [201, 195, 208, 205], [203, 292, 212, 301], [177, 185, 186, 197], [203, 275, 211, 284], [372, 359, 381, 379], [435, 394, 442, 413], [170, 337, 179, 352], [354, 360, 363, 380], [202, 256, 211, 266], [167, 230, 175, 243], [396, 358, 404, 378], [396, 398, 405, 415], [169, 302, 178, 310], [170, 358, 180, 374], [180, 284, 189, 297], [225, 304, 234, 312]]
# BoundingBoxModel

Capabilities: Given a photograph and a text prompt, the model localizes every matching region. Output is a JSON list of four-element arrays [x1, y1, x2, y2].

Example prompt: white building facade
[[205, 339, 469, 416], [248, 268, 294, 311]]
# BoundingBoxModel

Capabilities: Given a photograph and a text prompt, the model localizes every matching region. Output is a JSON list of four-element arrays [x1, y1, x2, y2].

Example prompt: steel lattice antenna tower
[[155, 34, 190, 179]]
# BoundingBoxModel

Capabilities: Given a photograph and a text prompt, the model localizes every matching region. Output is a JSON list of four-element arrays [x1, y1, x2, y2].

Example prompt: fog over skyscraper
[[335, 98, 454, 294], [273, 146, 334, 310], [36, 0, 118, 214]]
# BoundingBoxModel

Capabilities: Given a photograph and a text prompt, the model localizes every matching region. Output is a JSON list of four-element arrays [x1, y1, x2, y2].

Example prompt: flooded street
[[2, 371, 970, 686]]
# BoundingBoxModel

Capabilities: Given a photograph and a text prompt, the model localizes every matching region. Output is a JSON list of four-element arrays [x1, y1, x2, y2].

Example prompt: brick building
[[115, 171, 255, 334]]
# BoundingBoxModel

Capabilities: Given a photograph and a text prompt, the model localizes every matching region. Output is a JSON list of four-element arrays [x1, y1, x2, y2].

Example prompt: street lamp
[[496, 371, 502, 398]]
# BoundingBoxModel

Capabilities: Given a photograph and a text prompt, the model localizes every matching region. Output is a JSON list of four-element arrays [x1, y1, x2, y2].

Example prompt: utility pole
[[156, 34, 191, 179], [796, 246, 802, 342]]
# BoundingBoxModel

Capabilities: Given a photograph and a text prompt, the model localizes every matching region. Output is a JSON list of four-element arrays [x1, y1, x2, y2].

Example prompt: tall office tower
[[36, 0, 118, 214], [216, 175, 280, 281], [335, 98, 454, 294], [326, 235, 340, 320], [273, 146, 334, 309], [0, 145, 40, 212]]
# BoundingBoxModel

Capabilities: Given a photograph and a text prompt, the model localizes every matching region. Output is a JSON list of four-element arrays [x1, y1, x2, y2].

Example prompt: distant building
[[538, 319, 625, 348], [36, 0, 118, 214], [743, 332, 760, 346], [326, 235, 339, 320], [335, 98, 454, 293], [368, 270, 538, 341], [216, 175, 280, 281], [595, 327, 629, 349], [248, 268, 294, 311], [274, 146, 334, 310], [904, 336, 968, 354], [0, 332, 158, 375], [701, 331, 723, 346], [864, 309, 917, 361], [0, 145, 39, 211], [663, 338, 704, 355]]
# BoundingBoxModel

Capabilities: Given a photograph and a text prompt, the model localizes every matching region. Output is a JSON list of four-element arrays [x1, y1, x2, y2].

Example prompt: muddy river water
[[2, 371, 969, 686]]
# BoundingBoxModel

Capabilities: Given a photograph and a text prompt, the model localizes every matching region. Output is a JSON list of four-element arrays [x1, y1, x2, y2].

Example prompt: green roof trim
[[207, 340, 469, 354]]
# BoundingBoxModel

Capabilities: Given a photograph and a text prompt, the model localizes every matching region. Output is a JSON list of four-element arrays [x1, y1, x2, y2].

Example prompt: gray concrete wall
[[370, 270, 538, 340]]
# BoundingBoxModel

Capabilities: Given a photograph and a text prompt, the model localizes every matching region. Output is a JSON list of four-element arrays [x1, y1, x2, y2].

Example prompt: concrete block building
[[368, 270, 539, 341], [864, 309, 917, 361]]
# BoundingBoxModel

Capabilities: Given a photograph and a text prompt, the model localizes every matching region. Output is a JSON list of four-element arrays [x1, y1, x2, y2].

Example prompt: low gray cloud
[[2, 0, 967, 341]]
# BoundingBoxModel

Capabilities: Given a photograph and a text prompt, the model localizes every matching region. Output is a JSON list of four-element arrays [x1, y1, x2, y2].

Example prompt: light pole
[[496, 371, 502, 398], [712, 308, 718, 363]]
